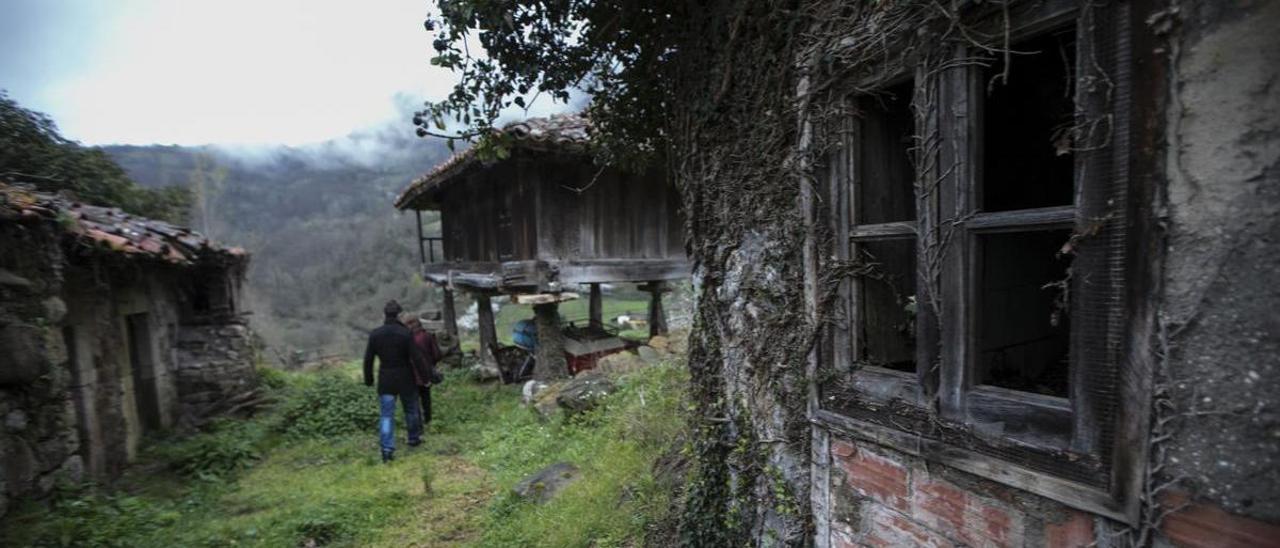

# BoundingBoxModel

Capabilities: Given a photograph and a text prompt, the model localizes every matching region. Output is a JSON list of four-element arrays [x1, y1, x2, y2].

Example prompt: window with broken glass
[[819, 3, 1139, 520]]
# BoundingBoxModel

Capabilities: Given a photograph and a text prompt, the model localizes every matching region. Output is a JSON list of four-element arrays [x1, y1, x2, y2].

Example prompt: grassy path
[[1, 361, 685, 547]]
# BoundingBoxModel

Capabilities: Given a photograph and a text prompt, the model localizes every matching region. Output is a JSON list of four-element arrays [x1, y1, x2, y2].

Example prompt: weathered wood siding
[[436, 150, 684, 267], [532, 153, 684, 262], [438, 160, 538, 263]]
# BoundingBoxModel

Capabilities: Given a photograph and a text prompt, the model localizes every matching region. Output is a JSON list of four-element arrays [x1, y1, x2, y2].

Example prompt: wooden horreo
[[395, 114, 687, 372]]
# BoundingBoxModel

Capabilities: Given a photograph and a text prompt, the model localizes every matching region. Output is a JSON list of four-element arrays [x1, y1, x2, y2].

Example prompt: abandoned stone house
[[0, 182, 258, 516], [781, 2, 1280, 546], [394, 114, 688, 378]]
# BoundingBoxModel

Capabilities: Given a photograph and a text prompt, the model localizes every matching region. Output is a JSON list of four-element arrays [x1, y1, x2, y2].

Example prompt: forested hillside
[[104, 124, 453, 357]]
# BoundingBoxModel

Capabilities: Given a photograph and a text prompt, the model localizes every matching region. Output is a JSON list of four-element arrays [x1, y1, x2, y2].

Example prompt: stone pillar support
[[475, 293, 497, 366], [641, 281, 669, 338], [588, 283, 603, 330], [441, 287, 459, 337], [532, 302, 569, 380]]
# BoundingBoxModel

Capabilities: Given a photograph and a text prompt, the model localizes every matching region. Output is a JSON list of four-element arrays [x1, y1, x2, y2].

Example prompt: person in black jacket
[[363, 300, 426, 462]]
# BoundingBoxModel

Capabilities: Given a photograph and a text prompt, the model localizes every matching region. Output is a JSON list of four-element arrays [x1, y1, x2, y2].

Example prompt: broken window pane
[[857, 80, 916, 224], [855, 238, 917, 373], [976, 229, 1072, 397], [982, 30, 1076, 212]]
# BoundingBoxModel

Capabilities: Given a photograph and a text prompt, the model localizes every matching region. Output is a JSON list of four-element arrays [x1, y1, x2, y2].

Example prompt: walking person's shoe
[[381, 450, 395, 463]]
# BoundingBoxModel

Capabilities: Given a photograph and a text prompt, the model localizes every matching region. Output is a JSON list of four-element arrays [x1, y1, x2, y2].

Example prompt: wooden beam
[[588, 283, 603, 329], [532, 302, 568, 380], [512, 292, 579, 305], [426, 258, 690, 290], [849, 222, 916, 240], [476, 294, 497, 366], [964, 205, 1076, 232], [557, 259, 690, 285]]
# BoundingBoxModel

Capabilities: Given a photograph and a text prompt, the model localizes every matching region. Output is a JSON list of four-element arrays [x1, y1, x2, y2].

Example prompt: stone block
[[647, 335, 670, 351], [36, 436, 69, 470], [42, 327, 68, 369], [4, 410, 28, 433], [512, 462, 580, 503], [0, 324, 46, 385], [42, 297, 66, 324], [3, 436, 37, 494], [596, 351, 645, 376], [636, 345, 665, 364], [58, 455, 85, 484], [667, 331, 690, 355], [556, 372, 617, 415]]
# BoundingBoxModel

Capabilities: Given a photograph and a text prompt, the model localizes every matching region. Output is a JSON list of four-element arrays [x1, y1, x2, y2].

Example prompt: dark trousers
[[418, 385, 432, 425]]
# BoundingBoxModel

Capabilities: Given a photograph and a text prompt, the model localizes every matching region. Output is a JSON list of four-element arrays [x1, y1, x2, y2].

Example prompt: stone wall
[[174, 323, 258, 423], [0, 221, 78, 518], [1158, 0, 1280, 525], [0, 223, 258, 517]]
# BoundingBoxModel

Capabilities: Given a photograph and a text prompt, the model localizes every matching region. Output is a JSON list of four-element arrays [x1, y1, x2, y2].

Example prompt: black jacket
[[363, 319, 425, 395]]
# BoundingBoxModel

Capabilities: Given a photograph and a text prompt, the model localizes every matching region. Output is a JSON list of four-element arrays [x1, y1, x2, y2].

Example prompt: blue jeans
[[378, 391, 421, 455]]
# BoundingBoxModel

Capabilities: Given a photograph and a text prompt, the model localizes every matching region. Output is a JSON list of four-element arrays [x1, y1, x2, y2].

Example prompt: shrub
[[256, 366, 289, 391], [153, 419, 267, 479], [278, 373, 378, 440]]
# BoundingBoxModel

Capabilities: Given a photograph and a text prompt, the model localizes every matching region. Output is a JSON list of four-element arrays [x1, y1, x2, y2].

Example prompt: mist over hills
[[104, 124, 454, 358]]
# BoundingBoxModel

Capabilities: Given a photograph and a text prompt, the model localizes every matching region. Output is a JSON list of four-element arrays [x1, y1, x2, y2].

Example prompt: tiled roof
[[0, 181, 247, 266], [395, 113, 591, 209]]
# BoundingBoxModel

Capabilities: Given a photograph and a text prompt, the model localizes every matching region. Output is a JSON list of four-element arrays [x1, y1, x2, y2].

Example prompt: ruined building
[[0, 182, 258, 516], [395, 114, 687, 377]]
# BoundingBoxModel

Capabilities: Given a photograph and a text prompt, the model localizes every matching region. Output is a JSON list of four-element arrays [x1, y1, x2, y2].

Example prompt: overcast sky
[[0, 0, 569, 146]]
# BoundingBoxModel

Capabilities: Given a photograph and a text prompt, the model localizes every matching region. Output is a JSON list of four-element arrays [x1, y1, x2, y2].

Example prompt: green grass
[[1, 360, 687, 547]]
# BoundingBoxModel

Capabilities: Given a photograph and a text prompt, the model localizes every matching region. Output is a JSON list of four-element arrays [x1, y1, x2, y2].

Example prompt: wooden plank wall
[[536, 154, 685, 262], [437, 151, 684, 265], [439, 161, 538, 263]]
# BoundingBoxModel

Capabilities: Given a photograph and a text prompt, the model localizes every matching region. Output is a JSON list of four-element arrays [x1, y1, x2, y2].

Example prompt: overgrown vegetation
[[0, 360, 688, 547], [277, 373, 380, 441], [0, 91, 191, 223]]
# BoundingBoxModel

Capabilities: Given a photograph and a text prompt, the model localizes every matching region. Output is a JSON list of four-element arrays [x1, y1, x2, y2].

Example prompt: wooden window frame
[[832, 74, 928, 408], [814, 0, 1149, 524]]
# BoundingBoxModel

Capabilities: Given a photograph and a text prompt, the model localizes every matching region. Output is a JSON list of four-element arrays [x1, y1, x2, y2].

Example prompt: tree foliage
[[417, 1, 688, 168], [0, 91, 191, 223]]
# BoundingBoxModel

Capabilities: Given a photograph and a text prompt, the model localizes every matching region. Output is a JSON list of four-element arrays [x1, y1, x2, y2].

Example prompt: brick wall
[[827, 437, 1098, 548], [822, 435, 1280, 547]]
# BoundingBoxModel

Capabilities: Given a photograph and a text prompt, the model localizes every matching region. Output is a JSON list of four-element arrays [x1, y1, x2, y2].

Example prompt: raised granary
[[395, 114, 688, 373], [0, 181, 258, 516]]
